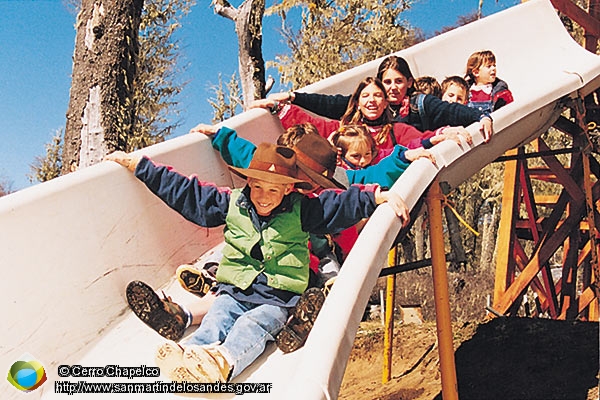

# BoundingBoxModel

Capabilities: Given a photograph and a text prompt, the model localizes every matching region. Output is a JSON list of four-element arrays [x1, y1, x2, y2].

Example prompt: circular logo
[[7, 355, 47, 392]]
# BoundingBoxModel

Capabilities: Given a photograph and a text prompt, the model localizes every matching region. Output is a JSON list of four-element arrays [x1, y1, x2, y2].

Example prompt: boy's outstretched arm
[[104, 151, 230, 227], [302, 185, 410, 234], [374, 187, 410, 227]]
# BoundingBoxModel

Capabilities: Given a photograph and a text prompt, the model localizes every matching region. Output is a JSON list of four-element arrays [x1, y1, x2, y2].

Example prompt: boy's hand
[[404, 148, 436, 166], [104, 151, 139, 172], [480, 117, 493, 143], [189, 123, 218, 135], [374, 188, 410, 227]]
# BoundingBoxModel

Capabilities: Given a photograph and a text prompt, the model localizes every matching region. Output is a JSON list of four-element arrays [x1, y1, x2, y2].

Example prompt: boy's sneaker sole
[[276, 287, 325, 353], [126, 280, 187, 341]]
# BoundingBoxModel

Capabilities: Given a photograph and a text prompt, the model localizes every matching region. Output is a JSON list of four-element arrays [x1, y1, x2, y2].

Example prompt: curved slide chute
[[2, 1, 599, 398]]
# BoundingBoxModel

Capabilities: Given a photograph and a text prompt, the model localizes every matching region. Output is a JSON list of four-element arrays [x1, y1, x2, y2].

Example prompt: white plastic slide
[[2, 0, 599, 398]]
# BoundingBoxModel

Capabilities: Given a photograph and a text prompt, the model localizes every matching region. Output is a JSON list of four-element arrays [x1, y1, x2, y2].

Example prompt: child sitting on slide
[[256, 76, 472, 152], [121, 125, 353, 352], [465, 50, 514, 114], [413, 76, 442, 98], [106, 143, 409, 383], [441, 76, 470, 105], [119, 121, 435, 356], [328, 124, 468, 172]]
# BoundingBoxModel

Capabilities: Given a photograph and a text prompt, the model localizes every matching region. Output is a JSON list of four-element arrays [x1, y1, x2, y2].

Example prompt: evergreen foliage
[[267, 0, 422, 88], [208, 73, 243, 123], [126, 0, 194, 151], [28, 130, 63, 184]]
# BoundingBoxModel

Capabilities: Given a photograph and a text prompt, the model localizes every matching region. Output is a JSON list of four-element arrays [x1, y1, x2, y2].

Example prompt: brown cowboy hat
[[293, 134, 348, 190], [230, 143, 308, 186]]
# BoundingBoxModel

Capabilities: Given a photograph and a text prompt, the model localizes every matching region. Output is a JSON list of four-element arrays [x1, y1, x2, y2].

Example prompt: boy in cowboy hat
[[187, 122, 428, 353], [118, 126, 361, 355], [105, 143, 408, 383]]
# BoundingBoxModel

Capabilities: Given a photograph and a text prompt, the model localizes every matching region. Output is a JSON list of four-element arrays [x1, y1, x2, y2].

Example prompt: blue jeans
[[184, 293, 288, 379]]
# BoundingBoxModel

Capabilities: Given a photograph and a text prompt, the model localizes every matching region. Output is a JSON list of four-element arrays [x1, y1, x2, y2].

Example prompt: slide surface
[[2, 1, 599, 398]]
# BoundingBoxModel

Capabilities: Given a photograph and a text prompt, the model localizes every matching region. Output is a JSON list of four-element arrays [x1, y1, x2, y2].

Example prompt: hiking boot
[[182, 345, 232, 383], [126, 280, 189, 341], [276, 287, 326, 353], [176, 264, 217, 297]]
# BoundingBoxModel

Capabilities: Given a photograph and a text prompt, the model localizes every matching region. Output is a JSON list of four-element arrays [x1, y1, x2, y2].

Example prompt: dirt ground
[[339, 318, 599, 400]]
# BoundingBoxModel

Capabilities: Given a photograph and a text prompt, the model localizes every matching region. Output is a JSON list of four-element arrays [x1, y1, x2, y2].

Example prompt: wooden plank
[[520, 163, 541, 242], [551, 0, 600, 38], [494, 149, 521, 303], [534, 195, 560, 205], [513, 241, 552, 311], [553, 115, 584, 137], [495, 200, 586, 314], [539, 139, 584, 202]]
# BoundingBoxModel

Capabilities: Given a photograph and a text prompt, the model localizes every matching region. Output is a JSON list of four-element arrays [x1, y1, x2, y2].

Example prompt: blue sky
[[0, 0, 520, 191]]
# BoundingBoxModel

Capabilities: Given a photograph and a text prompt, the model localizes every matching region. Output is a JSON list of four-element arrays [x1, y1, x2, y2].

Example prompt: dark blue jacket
[[134, 156, 379, 235], [292, 92, 489, 132]]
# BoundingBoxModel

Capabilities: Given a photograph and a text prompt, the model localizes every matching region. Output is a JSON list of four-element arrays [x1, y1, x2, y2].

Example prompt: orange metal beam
[[520, 162, 540, 242], [382, 247, 396, 384], [571, 286, 596, 319]]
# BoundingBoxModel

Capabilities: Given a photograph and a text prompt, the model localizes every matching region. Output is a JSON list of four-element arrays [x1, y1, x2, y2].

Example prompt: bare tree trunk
[[413, 212, 427, 260], [398, 233, 415, 264], [213, 0, 266, 109], [480, 202, 497, 268], [63, 0, 143, 174]]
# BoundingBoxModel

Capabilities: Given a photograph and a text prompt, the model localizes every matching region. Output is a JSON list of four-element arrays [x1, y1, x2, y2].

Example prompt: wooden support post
[[493, 147, 520, 311], [427, 181, 458, 400], [382, 246, 397, 384], [574, 94, 600, 320]]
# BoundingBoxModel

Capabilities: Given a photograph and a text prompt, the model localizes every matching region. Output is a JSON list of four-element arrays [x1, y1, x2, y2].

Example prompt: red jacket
[[279, 104, 435, 150]]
